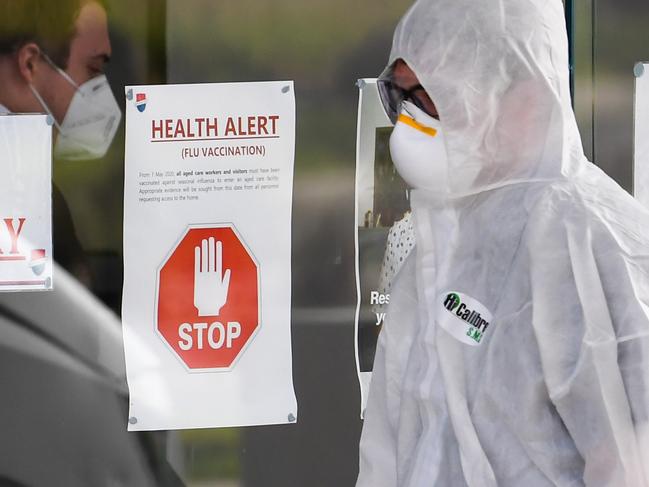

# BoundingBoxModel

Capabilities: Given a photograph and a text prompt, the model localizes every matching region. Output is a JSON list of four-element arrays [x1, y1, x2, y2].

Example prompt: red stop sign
[[156, 224, 260, 370]]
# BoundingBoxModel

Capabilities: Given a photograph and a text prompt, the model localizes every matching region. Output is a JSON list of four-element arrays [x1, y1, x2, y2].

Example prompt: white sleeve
[[528, 203, 649, 487]]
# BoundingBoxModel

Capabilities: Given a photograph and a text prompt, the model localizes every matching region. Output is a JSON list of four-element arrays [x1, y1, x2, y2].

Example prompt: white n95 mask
[[389, 100, 448, 193], [30, 57, 121, 161]]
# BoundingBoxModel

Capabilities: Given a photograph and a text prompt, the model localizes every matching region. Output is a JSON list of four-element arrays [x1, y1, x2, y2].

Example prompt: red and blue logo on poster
[[136, 93, 147, 112]]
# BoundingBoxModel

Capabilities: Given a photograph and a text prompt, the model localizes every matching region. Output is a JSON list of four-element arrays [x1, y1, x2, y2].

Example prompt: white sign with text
[[0, 115, 53, 292], [354, 79, 399, 418], [635, 63, 649, 205], [122, 82, 297, 431]]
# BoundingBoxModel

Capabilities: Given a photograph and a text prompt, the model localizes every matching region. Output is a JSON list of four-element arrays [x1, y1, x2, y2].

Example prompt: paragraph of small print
[[138, 167, 281, 204]]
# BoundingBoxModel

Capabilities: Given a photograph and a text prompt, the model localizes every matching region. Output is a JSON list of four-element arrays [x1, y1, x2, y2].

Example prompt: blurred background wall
[[572, 0, 649, 191]]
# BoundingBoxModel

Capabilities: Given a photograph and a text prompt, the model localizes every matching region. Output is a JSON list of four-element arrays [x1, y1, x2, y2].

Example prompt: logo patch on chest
[[438, 292, 493, 346]]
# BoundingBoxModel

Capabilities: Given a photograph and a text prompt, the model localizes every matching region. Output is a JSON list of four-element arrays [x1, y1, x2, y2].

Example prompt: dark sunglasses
[[377, 79, 435, 124]]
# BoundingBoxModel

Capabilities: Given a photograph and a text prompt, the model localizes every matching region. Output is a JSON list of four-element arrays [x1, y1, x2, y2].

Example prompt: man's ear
[[16, 42, 43, 84]]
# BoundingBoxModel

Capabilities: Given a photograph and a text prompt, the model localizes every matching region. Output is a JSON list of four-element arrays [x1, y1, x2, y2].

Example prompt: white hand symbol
[[194, 237, 231, 316]]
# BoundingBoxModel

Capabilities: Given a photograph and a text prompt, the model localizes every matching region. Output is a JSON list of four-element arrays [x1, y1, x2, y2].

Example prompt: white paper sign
[[354, 79, 405, 417], [0, 115, 53, 292], [122, 81, 297, 431], [634, 62, 649, 204]]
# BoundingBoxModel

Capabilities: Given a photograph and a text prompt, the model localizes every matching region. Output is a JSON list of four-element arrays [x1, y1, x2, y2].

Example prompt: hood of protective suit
[[358, 1, 649, 486], [384, 0, 585, 196]]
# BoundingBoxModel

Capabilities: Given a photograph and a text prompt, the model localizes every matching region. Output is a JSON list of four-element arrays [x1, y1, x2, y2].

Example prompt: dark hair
[[0, 0, 84, 67]]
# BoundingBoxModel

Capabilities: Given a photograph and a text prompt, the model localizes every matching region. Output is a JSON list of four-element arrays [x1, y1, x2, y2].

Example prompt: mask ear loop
[[40, 53, 81, 90], [28, 83, 63, 133], [43, 52, 115, 114], [29, 52, 83, 136]]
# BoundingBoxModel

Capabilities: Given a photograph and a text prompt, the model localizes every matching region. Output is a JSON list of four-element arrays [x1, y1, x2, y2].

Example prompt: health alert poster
[[122, 81, 297, 431], [0, 114, 53, 292]]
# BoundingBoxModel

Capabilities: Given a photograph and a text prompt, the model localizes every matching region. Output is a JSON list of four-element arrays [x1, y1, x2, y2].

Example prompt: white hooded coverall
[[356, 0, 649, 485]]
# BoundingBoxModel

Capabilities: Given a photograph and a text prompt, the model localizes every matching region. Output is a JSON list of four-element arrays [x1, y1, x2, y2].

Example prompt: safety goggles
[[377, 78, 436, 124]]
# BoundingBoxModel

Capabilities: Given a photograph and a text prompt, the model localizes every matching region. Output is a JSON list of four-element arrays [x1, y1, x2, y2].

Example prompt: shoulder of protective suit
[[525, 168, 649, 254]]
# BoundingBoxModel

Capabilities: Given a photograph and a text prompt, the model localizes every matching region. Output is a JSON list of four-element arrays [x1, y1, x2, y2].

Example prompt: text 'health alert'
[[122, 81, 297, 431], [148, 115, 280, 161]]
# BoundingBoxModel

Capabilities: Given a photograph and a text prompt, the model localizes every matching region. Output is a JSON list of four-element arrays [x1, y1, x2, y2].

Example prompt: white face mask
[[389, 100, 449, 193], [30, 58, 121, 161]]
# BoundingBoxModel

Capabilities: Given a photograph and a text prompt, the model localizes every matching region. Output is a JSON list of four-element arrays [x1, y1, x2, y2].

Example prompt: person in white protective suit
[[356, 0, 649, 485]]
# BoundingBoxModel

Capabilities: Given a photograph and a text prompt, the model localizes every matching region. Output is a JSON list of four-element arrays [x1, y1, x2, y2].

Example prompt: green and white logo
[[438, 291, 493, 346]]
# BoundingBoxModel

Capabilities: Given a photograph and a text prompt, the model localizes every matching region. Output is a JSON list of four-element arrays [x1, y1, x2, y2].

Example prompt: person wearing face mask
[[374, 60, 444, 292], [0, 0, 121, 283], [357, 0, 649, 486]]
